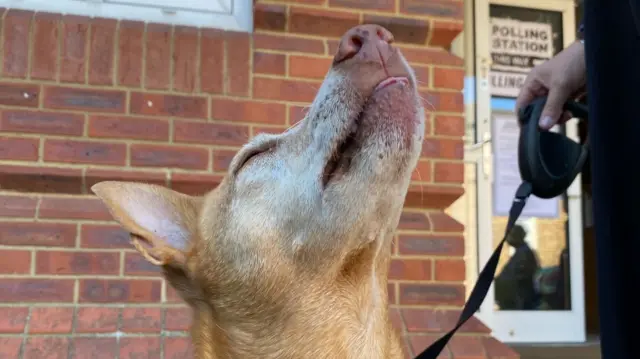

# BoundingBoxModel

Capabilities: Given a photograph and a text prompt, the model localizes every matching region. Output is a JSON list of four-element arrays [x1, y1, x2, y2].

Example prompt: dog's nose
[[334, 25, 394, 64]]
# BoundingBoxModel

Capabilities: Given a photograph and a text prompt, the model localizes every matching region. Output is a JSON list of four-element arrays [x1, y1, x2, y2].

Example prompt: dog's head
[[93, 25, 424, 356]]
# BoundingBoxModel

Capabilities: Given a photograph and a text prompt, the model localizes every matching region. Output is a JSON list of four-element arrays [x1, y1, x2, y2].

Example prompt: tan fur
[[92, 25, 425, 359]]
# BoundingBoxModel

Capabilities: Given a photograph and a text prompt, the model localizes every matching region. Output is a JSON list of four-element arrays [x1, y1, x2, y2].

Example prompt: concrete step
[[510, 339, 601, 359]]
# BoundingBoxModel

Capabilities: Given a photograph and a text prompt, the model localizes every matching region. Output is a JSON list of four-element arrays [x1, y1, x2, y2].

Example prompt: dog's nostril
[[334, 34, 363, 63]]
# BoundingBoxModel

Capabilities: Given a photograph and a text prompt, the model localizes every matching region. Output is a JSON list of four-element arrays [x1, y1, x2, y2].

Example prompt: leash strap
[[414, 181, 533, 359]]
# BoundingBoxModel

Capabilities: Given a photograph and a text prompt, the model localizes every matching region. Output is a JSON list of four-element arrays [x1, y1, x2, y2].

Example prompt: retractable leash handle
[[413, 97, 589, 359]]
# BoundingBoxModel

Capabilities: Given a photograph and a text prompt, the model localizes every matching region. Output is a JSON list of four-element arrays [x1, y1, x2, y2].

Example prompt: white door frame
[[467, 0, 587, 343]]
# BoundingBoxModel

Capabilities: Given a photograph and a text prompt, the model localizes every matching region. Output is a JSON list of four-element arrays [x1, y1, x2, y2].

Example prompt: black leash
[[414, 96, 589, 359]]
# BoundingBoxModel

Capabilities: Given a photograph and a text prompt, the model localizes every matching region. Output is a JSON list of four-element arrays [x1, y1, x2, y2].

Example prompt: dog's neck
[[188, 246, 401, 359]]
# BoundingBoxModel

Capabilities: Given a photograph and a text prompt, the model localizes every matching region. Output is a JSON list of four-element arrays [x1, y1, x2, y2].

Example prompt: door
[[469, 0, 586, 343]]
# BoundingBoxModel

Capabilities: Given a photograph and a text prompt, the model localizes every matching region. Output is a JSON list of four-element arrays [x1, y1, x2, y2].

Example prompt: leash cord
[[413, 182, 533, 359]]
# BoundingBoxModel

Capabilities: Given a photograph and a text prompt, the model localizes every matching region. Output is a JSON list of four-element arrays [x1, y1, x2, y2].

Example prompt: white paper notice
[[492, 115, 559, 218]]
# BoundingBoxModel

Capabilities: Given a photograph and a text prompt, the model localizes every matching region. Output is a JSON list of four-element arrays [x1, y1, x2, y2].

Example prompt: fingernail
[[539, 116, 553, 129]]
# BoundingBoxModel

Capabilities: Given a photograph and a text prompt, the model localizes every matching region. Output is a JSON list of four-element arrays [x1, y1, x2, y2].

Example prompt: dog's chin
[[322, 76, 422, 189]]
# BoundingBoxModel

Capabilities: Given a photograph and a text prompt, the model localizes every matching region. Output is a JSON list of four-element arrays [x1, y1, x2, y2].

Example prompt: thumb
[[539, 85, 570, 130]]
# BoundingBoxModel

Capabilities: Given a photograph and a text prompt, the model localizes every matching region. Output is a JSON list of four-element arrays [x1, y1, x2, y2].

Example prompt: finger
[[539, 84, 570, 130], [515, 79, 538, 115]]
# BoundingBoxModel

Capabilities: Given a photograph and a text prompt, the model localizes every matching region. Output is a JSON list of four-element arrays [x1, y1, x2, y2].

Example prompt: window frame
[[1, 0, 254, 33]]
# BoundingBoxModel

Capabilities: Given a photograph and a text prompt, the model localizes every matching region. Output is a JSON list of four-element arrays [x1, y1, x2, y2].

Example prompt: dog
[[92, 24, 425, 359]]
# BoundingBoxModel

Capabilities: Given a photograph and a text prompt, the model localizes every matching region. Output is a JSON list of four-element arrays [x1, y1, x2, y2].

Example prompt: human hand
[[515, 41, 587, 130]]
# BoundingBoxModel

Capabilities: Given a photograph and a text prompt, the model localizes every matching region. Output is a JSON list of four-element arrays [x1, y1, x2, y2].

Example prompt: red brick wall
[[0, 1, 518, 358]]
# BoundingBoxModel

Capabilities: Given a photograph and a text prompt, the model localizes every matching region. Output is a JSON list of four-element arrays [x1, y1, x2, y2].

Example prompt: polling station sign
[[489, 17, 554, 98]]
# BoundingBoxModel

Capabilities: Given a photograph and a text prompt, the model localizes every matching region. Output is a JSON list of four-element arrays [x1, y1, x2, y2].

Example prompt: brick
[[170, 173, 222, 195], [253, 77, 317, 103], [266, 0, 325, 3], [213, 149, 236, 172], [254, 3, 286, 32], [80, 279, 161, 303], [0, 279, 74, 302], [88, 115, 169, 141], [289, 55, 331, 80], [399, 283, 465, 306], [130, 92, 207, 119], [43, 86, 126, 113], [0, 82, 39, 107], [434, 161, 463, 183], [411, 159, 432, 181], [29, 307, 74, 334], [430, 20, 464, 48], [60, 16, 89, 83], [401, 308, 490, 333], [398, 235, 464, 256], [482, 337, 520, 358], [36, 251, 119, 275], [24, 337, 70, 359], [422, 90, 464, 113], [212, 98, 286, 125], [289, 104, 309, 124], [0, 110, 85, 136], [253, 52, 286, 75], [0, 194, 37, 217], [398, 212, 431, 230], [0, 249, 31, 274], [363, 15, 429, 44], [200, 29, 224, 94], [412, 65, 430, 88], [2, 10, 32, 78], [433, 67, 464, 90], [72, 338, 118, 359], [119, 337, 161, 359], [121, 307, 162, 333], [0, 164, 82, 194], [165, 283, 183, 303], [434, 115, 464, 136], [0, 136, 39, 160], [434, 259, 465, 281], [31, 13, 60, 80], [254, 33, 325, 54], [225, 32, 251, 97], [39, 196, 111, 220], [118, 21, 144, 87], [0, 222, 76, 247], [421, 137, 463, 159], [398, 45, 464, 67], [75, 307, 119, 333], [429, 212, 464, 232], [44, 139, 126, 166], [408, 335, 451, 358], [173, 26, 199, 92], [145, 23, 172, 90], [330, 0, 394, 11], [165, 307, 191, 331], [89, 18, 117, 85], [164, 337, 194, 359], [80, 224, 132, 249], [389, 259, 432, 281], [85, 168, 167, 189], [449, 336, 485, 358], [400, 0, 464, 20], [289, 7, 360, 38], [130, 144, 209, 170], [0, 338, 23, 358], [124, 251, 162, 276], [174, 120, 249, 146], [0, 307, 29, 333]]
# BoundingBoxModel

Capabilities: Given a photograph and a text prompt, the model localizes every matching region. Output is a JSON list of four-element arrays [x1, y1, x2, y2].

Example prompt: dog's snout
[[334, 25, 394, 64]]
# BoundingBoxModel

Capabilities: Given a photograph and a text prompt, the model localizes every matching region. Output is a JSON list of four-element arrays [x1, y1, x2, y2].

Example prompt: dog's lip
[[374, 76, 409, 92]]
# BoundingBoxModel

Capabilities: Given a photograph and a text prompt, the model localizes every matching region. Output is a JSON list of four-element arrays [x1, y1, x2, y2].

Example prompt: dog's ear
[[91, 181, 201, 267]]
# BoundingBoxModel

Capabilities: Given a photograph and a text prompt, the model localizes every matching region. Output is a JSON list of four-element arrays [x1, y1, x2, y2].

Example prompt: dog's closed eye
[[235, 145, 275, 174]]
